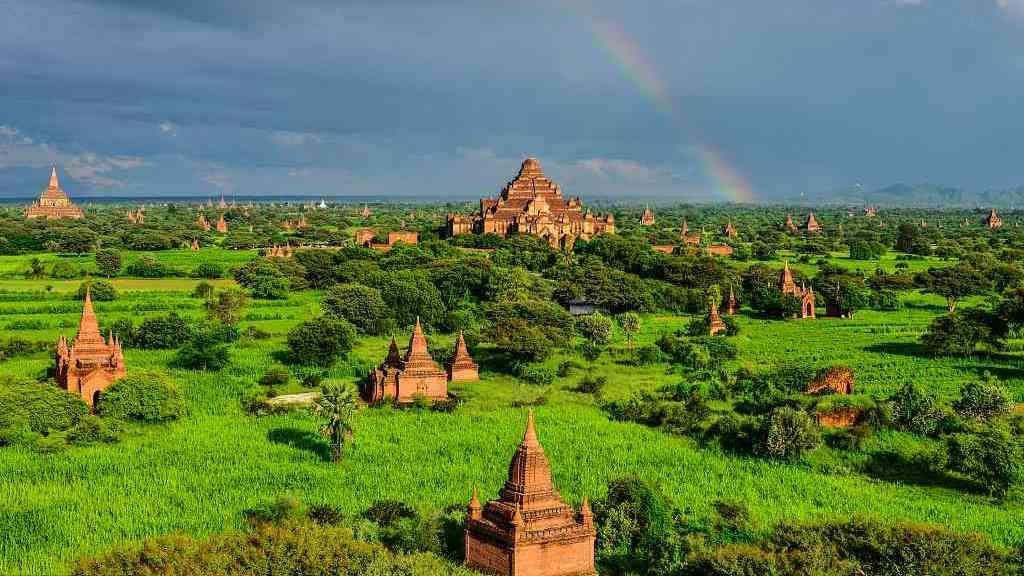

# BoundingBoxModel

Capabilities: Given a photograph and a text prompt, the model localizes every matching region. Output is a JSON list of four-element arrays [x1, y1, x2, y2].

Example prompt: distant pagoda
[[640, 204, 655, 226], [55, 289, 126, 409], [465, 411, 596, 576], [25, 167, 84, 220], [805, 212, 822, 233], [780, 261, 815, 319]]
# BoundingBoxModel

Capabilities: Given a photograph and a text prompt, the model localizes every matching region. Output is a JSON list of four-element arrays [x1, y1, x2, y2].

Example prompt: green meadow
[[0, 249, 1021, 574]]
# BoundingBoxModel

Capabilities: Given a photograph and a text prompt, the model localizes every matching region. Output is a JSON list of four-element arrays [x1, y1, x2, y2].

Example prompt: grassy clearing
[[0, 270, 1022, 574]]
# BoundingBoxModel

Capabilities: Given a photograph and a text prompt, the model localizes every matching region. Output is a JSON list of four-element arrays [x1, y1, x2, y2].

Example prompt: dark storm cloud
[[1, 0, 1022, 199]]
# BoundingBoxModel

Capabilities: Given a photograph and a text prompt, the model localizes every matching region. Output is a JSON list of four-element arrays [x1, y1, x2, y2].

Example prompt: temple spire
[[523, 409, 539, 448], [49, 166, 59, 189]]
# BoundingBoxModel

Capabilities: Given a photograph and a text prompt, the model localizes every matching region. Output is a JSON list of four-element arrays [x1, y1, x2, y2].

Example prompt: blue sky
[[1, 0, 1023, 201]]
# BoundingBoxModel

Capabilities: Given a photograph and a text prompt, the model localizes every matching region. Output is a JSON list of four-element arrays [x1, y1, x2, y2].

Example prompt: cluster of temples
[[465, 411, 596, 576], [25, 167, 84, 220], [448, 158, 615, 249], [363, 321, 478, 404], [55, 290, 127, 409], [355, 228, 419, 250]]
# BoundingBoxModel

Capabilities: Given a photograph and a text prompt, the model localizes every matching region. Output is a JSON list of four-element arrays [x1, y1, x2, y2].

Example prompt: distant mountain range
[[792, 184, 1024, 208]]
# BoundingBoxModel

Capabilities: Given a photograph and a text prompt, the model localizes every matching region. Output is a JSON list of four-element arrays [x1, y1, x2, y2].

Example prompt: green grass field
[[0, 252, 1021, 574]]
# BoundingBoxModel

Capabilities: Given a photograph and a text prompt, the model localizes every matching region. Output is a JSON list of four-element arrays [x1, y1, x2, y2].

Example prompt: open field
[[0, 255, 1021, 574]]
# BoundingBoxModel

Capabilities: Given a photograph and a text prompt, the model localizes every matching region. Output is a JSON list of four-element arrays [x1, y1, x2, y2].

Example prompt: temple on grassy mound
[[447, 157, 614, 249], [363, 319, 448, 404], [25, 167, 84, 220], [465, 411, 596, 576], [780, 261, 815, 319], [55, 289, 126, 409], [447, 331, 479, 382]]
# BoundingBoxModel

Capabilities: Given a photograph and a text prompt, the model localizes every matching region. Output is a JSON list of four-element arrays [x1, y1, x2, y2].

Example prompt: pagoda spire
[[75, 287, 105, 346], [405, 317, 430, 360], [49, 166, 59, 189]]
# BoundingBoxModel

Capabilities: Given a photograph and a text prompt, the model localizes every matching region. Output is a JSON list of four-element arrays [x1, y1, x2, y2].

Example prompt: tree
[[483, 300, 575, 362], [174, 325, 233, 371], [286, 316, 356, 367], [917, 264, 990, 312], [576, 311, 613, 346], [921, 307, 1006, 356], [486, 266, 534, 303], [369, 270, 446, 329], [204, 288, 249, 326], [617, 312, 641, 351], [26, 258, 45, 279], [321, 283, 389, 334], [311, 383, 358, 463], [889, 382, 943, 435], [133, 313, 192, 349], [946, 425, 1021, 499], [98, 371, 184, 423], [813, 266, 869, 318], [761, 407, 821, 461], [953, 374, 1013, 423], [77, 280, 117, 302], [193, 262, 224, 279], [94, 249, 122, 278]]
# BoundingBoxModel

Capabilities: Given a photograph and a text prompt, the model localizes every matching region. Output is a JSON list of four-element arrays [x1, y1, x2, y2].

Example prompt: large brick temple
[[780, 261, 816, 319], [448, 157, 614, 249], [25, 167, 84, 220], [363, 319, 448, 404], [465, 411, 596, 576], [55, 289, 126, 408]]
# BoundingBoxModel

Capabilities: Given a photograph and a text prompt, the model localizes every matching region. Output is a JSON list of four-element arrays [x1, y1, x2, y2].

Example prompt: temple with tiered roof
[[55, 289, 126, 409], [448, 158, 614, 249], [780, 261, 815, 319], [364, 319, 448, 403], [465, 411, 596, 576], [25, 167, 84, 220]]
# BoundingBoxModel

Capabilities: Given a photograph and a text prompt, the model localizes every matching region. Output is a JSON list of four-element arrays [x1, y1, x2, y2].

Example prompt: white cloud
[[0, 126, 145, 188], [159, 121, 177, 135]]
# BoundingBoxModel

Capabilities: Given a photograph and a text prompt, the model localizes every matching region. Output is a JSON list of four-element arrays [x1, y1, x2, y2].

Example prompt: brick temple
[[55, 289, 126, 409], [805, 212, 822, 233], [465, 411, 596, 576], [363, 319, 448, 403], [447, 331, 479, 382], [987, 208, 1003, 229], [25, 167, 84, 220], [448, 158, 614, 249], [640, 205, 655, 226], [780, 261, 815, 319], [708, 300, 726, 336]]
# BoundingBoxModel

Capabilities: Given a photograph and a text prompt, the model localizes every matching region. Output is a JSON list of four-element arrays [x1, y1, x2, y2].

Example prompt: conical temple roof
[[74, 288, 106, 347], [385, 336, 403, 367], [450, 330, 475, 365], [49, 166, 59, 189], [500, 411, 557, 508], [402, 318, 444, 375]]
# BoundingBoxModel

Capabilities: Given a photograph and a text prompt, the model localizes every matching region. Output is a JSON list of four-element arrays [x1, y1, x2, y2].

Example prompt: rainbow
[[695, 145, 757, 204], [572, 2, 758, 203]]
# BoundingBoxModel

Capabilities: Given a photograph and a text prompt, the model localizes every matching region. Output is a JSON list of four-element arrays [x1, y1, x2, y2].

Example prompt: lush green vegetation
[[1, 202, 1023, 574]]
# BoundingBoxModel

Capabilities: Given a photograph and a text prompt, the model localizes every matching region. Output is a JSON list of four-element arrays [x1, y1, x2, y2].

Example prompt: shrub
[[203, 288, 249, 326], [133, 313, 191, 349], [0, 376, 89, 446], [286, 316, 356, 367], [889, 382, 944, 435], [260, 366, 291, 388], [77, 280, 117, 302], [193, 262, 224, 279], [953, 374, 1013, 423], [94, 249, 122, 277], [761, 407, 821, 461], [946, 425, 1021, 499], [50, 260, 83, 279], [125, 255, 170, 278], [98, 371, 184, 423], [576, 311, 613, 346], [322, 283, 390, 334], [174, 324, 233, 371], [515, 363, 556, 386], [192, 281, 215, 299]]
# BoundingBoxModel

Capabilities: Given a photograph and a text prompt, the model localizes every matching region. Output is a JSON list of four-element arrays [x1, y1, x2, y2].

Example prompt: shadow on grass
[[865, 342, 931, 358], [267, 427, 332, 462], [862, 451, 979, 493]]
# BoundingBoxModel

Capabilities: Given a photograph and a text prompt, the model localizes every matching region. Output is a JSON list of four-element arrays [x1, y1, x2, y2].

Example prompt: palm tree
[[310, 383, 358, 463]]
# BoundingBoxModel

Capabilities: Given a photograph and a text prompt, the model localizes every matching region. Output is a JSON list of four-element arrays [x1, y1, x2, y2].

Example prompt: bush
[[0, 376, 89, 447], [322, 283, 390, 334], [946, 425, 1021, 499], [174, 324, 233, 371], [125, 255, 171, 278], [576, 312, 613, 346], [193, 262, 224, 279], [953, 374, 1013, 423], [761, 406, 821, 461], [133, 313, 192, 349], [889, 382, 944, 436], [192, 281, 215, 299], [286, 316, 357, 367], [50, 260, 83, 279], [76, 280, 117, 302], [260, 366, 291, 388], [515, 363, 555, 386], [98, 371, 184, 423], [203, 288, 249, 326], [94, 249, 122, 277]]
